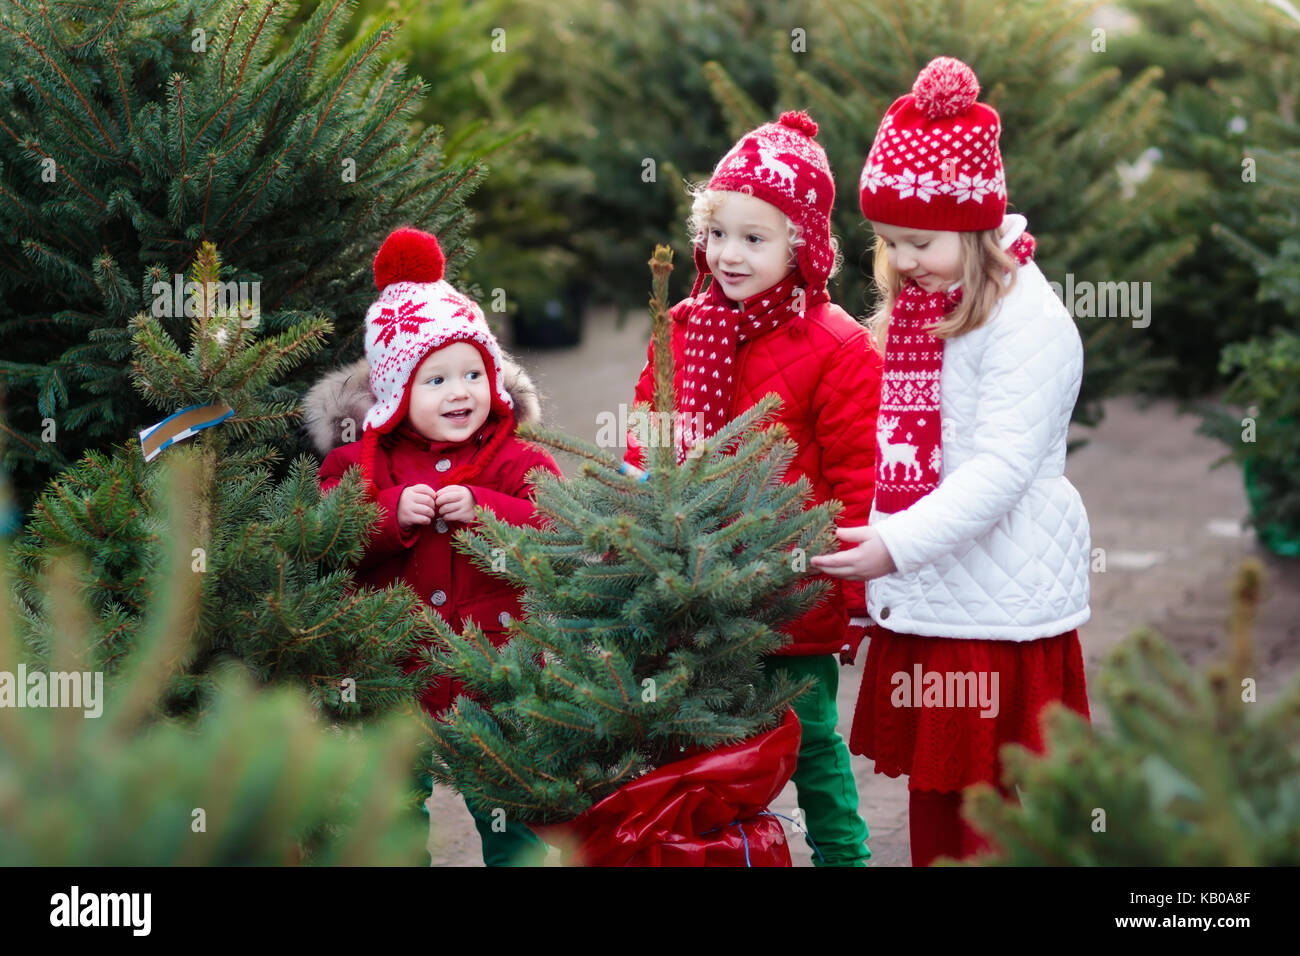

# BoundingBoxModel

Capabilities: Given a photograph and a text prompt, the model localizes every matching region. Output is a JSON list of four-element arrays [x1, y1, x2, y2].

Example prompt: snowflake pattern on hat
[[362, 232, 513, 435]]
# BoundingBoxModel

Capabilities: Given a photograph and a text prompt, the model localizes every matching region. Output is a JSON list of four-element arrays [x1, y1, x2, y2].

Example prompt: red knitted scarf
[[678, 272, 828, 462], [874, 231, 1036, 513]]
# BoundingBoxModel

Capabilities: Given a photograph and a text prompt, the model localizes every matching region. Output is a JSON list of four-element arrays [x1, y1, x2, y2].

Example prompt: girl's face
[[406, 341, 491, 443], [704, 192, 795, 303], [871, 221, 963, 293]]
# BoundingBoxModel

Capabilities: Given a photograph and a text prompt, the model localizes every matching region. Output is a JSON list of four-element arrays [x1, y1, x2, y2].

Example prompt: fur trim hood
[[302, 351, 544, 457]]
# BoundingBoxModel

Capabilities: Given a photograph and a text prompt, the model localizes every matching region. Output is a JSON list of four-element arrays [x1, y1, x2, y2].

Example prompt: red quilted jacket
[[318, 417, 561, 715], [625, 297, 883, 658]]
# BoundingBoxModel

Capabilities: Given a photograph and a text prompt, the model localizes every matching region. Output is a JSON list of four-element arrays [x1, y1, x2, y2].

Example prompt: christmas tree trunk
[[424, 246, 844, 866]]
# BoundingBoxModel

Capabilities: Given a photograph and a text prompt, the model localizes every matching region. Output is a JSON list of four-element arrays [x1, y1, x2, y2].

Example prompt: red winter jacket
[[310, 357, 560, 715], [625, 297, 883, 658]]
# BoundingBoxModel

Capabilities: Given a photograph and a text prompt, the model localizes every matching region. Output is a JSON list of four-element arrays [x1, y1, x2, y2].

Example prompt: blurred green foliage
[[1171, 0, 1300, 549], [0, 454, 428, 865], [320, 0, 585, 336], [534, 1, 787, 315], [336, 0, 790, 329], [1107, 0, 1299, 397]]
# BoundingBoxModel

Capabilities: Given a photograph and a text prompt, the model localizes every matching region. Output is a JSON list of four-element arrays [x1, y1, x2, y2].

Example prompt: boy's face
[[406, 341, 492, 443], [871, 221, 963, 293], [704, 192, 796, 303]]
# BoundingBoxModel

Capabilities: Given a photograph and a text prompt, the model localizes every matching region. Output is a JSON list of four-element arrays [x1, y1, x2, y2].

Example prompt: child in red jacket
[[312, 227, 560, 866], [624, 112, 883, 866]]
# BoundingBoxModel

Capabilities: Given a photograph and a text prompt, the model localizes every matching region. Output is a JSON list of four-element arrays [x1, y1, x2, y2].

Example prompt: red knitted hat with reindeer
[[358, 227, 514, 496], [859, 57, 1007, 231], [699, 110, 836, 291]]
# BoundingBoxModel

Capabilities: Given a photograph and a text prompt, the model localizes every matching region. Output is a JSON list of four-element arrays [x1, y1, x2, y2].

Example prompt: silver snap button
[[435, 518, 449, 533], [435, 458, 451, 472], [880, 606, 890, 620], [498, 611, 512, 626], [431, 590, 447, 606]]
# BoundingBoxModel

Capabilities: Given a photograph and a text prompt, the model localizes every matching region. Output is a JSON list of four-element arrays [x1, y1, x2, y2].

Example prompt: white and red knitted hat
[[698, 110, 836, 291], [358, 227, 514, 495], [858, 57, 1007, 231]]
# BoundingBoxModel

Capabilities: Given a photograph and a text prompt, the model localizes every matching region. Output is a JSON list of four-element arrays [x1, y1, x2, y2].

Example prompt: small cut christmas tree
[[424, 246, 840, 863]]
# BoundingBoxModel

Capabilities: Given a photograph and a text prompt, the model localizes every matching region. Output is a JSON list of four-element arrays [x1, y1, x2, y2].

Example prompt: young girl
[[810, 57, 1092, 866], [307, 227, 561, 867], [624, 111, 883, 867]]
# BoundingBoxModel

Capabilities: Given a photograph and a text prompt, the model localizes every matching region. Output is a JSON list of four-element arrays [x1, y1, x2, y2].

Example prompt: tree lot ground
[[422, 306, 1300, 867]]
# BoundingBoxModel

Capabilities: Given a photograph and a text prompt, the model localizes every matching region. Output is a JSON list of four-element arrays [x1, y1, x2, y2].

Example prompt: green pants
[[766, 654, 871, 866], [471, 806, 548, 867]]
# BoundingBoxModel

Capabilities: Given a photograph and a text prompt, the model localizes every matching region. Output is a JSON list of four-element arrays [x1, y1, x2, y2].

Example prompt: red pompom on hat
[[859, 56, 1007, 231], [693, 108, 836, 297], [778, 109, 819, 137], [357, 226, 515, 499], [911, 56, 980, 119], [373, 226, 446, 289]]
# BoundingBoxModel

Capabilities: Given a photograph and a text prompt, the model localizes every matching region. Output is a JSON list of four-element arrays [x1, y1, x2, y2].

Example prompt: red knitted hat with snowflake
[[358, 227, 514, 498], [859, 57, 1006, 231], [695, 110, 836, 293]]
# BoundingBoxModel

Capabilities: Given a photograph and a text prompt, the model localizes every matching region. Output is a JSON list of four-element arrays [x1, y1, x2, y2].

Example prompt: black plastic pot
[[510, 282, 588, 349]]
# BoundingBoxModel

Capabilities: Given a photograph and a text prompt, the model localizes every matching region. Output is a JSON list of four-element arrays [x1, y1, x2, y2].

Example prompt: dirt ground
[[423, 305, 1300, 867]]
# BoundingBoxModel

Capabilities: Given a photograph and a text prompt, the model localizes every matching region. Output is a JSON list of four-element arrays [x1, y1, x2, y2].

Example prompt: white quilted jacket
[[862, 215, 1091, 641]]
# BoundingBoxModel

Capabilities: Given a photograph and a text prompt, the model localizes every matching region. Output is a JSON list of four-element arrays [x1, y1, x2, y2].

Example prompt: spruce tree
[[9, 242, 433, 718], [1201, 0, 1300, 338], [1109, 0, 1299, 396], [0, 451, 428, 865], [333, 0, 588, 338], [424, 246, 831, 823], [1189, 1, 1300, 554], [0, 0, 483, 511], [962, 560, 1300, 865], [526, 0, 788, 313], [1198, 327, 1300, 555]]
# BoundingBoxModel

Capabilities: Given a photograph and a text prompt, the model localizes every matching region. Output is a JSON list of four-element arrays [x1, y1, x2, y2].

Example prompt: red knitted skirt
[[849, 625, 1090, 793]]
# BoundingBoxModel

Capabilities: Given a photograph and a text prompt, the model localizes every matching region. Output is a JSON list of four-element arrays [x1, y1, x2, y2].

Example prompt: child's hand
[[397, 484, 437, 531], [809, 526, 898, 582], [435, 485, 477, 524]]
